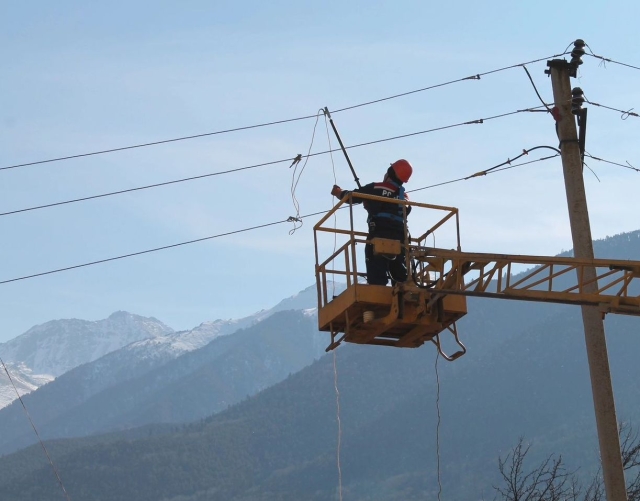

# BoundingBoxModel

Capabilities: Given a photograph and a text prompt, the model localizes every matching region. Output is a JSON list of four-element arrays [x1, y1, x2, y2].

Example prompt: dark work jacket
[[340, 179, 410, 236]]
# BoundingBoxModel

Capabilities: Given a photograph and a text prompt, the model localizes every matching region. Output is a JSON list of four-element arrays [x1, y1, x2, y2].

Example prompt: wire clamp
[[289, 154, 302, 168]]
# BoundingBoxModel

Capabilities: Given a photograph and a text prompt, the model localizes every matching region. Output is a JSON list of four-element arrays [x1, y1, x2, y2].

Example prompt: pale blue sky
[[2, 1, 640, 340]]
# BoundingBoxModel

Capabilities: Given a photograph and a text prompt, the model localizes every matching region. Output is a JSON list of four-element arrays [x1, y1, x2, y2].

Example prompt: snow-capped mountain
[[0, 307, 326, 455], [122, 282, 331, 360], [0, 284, 332, 411], [0, 362, 54, 409], [0, 312, 174, 409], [0, 311, 174, 377]]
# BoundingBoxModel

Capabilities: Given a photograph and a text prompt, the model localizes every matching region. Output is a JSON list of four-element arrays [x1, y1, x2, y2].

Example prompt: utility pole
[[547, 43, 628, 501]]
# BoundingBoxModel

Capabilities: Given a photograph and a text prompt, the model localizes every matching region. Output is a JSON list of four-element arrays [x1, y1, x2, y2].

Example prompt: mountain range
[[0, 232, 638, 500], [0, 284, 329, 455]]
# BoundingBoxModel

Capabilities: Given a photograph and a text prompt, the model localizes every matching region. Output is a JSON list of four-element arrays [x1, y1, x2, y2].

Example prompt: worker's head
[[387, 159, 413, 184]]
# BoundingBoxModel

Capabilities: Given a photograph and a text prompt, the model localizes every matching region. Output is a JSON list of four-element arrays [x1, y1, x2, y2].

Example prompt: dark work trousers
[[364, 220, 408, 286]]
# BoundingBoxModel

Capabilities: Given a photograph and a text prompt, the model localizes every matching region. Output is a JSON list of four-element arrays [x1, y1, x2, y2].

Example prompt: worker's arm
[[331, 184, 373, 204]]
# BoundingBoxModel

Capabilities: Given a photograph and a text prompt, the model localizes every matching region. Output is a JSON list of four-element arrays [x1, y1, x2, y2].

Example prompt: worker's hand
[[331, 185, 342, 198], [404, 192, 410, 201]]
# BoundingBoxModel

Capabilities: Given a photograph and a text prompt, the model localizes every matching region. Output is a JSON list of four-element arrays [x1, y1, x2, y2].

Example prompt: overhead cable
[[0, 157, 295, 217], [584, 153, 640, 173], [0, 105, 545, 218], [521, 65, 552, 113], [332, 53, 566, 113], [0, 214, 323, 285], [408, 148, 560, 193], [0, 114, 319, 172], [584, 98, 639, 120], [0, 150, 560, 285], [585, 52, 640, 72], [1, 52, 567, 172]]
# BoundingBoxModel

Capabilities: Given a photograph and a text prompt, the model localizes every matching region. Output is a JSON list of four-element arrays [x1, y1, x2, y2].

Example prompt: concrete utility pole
[[547, 51, 628, 501]]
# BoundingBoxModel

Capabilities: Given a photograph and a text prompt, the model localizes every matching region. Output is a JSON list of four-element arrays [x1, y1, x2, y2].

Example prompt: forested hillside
[[0, 231, 638, 500]]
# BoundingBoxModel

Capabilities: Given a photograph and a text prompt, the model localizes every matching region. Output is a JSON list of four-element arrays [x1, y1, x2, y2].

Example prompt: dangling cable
[[333, 350, 343, 501], [325, 110, 343, 501], [0, 358, 71, 501], [289, 110, 323, 234], [434, 349, 443, 501]]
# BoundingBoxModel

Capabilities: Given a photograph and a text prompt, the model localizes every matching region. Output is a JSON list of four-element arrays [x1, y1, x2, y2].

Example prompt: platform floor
[[318, 283, 467, 348]]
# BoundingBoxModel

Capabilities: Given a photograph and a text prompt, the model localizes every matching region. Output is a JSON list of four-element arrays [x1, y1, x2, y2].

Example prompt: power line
[[408, 148, 560, 193], [584, 98, 639, 119], [521, 65, 552, 113], [1, 105, 545, 218], [1, 52, 567, 172], [585, 52, 640, 72], [0, 157, 296, 217], [332, 53, 566, 113], [0, 148, 560, 285], [0, 214, 325, 285], [584, 153, 640, 173], [0, 114, 319, 172]]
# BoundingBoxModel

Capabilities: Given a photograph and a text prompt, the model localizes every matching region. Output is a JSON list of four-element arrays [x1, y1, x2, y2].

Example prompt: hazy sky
[[2, 1, 639, 341]]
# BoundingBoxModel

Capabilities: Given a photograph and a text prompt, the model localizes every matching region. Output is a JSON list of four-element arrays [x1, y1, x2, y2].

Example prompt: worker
[[331, 159, 413, 286]]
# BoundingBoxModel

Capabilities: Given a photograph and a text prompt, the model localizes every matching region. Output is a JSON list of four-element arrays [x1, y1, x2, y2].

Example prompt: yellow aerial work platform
[[314, 193, 640, 358], [314, 193, 468, 358]]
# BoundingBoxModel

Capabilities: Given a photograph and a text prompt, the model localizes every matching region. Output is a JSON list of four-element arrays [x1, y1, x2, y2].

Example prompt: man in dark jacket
[[331, 159, 413, 286]]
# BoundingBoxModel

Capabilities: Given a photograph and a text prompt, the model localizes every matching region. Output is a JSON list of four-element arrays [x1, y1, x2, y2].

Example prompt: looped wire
[[289, 111, 323, 235], [621, 108, 635, 120], [287, 216, 303, 235]]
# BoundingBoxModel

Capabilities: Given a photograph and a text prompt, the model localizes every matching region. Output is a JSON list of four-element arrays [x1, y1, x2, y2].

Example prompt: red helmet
[[390, 159, 413, 183]]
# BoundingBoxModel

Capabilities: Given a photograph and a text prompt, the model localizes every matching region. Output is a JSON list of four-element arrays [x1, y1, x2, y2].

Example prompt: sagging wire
[[408, 146, 560, 194], [462, 146, 561, 180], [289, 111, 324, 234], [583, 162, 601, 182], [521, 65, 552, 113], [1, 358, 71, 501]]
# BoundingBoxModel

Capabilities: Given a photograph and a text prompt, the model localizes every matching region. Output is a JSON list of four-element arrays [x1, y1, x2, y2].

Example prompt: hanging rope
[[289, 111, 323, 234], [324, 108, 343, 501], [333, 350, 343, 501], [434, 350, 443, 501]]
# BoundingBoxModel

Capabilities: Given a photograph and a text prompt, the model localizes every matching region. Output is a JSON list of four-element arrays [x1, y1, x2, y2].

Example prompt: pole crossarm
[[413, 247, 640, 315]]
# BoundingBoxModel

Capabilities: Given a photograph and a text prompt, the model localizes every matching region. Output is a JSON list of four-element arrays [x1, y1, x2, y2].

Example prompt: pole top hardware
[[571, 87, 585, 115], [545, 39, 586, 77]]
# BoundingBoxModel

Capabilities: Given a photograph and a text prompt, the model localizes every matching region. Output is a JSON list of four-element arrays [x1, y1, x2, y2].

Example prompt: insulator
[[571, 39, 586, 67], [571, 87, 585, 114]]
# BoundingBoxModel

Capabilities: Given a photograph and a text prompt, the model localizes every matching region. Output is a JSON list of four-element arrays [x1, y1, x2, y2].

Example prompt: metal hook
[[431, 322, 467, 361]]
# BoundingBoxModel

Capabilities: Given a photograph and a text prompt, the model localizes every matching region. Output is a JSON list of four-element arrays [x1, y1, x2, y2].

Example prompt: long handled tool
[[324, 107, 361, 188]]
